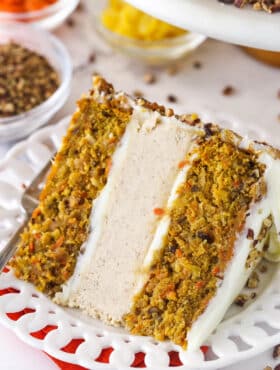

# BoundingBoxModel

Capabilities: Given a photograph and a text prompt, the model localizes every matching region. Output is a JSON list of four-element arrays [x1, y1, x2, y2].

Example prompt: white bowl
[[0, 23, 72, 143], [0, 0, 80, 30]]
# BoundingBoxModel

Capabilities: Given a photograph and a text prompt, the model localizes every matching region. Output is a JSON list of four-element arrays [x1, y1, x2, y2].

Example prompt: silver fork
[[0, 159, 52, 272]]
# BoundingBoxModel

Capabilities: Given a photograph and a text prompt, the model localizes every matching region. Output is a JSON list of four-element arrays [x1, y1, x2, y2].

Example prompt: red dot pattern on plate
[[0, 285, 209, 369]]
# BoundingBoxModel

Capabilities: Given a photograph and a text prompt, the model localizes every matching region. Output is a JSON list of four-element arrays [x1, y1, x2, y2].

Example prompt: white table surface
[[0, 1, 280, 369]]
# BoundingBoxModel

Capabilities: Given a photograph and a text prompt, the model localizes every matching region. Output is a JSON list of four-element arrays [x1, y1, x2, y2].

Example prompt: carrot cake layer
[[124, 132, 266, 347], [11, 76, 280, 351], [11, 79, 132, 295]]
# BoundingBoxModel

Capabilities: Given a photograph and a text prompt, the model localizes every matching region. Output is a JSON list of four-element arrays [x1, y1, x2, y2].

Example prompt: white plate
[[125, 0, 280, 51], [0, 116, 280, 369]]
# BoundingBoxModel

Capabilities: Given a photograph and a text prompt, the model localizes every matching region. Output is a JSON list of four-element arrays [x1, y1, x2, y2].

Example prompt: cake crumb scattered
[[235, 294, 250, 307], [76, 2, 84, 11], [259, 264, 268, 273], [193, 61, 202, 69], [180, 113, 201, 126], [166, 65, 179, 76], [88, 53, 96, 63], [133, 90, 144, 98], [143, 73, 156, 84], [165, 108, 174, 117], [247, 228, 254, 240], [251, 292, 257, 299], [222, 85, 236, 96], [66, 18, 75, 27], [167, 94, 178, 103], [246, 271, 259, 289]]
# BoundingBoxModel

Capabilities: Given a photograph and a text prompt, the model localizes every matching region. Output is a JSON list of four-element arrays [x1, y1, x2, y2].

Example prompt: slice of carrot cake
[[11, 76, 280, 351]]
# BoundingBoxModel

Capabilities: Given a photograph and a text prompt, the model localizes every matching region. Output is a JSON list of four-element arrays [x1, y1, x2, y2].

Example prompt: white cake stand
[[125, 0, 280, 51]]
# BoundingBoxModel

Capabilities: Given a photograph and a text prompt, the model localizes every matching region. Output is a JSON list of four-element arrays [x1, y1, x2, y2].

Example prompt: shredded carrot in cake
[[153, 208, 165, 216], [177, 160, 189, 169]]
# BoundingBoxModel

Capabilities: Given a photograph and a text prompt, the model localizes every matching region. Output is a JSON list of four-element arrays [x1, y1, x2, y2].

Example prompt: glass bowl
[[0, 0, 80, 30], [0, 22, 72, 143], [90, 0, 206, 65]]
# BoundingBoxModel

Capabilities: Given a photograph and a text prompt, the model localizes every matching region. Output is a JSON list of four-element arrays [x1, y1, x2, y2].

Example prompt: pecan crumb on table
[[222, 85, 236, 96], [166, 65, 179, 76], [167, 94, 178, 103], [88, 53, 96, 63], [193, 61, 203, 69], [143, 73, 156, 84], [66, 18, 75, 27]]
